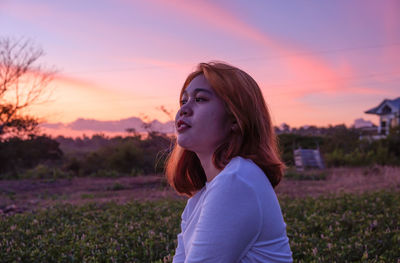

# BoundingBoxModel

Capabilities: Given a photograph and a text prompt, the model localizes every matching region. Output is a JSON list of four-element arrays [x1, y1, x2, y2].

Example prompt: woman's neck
[[196, 152, 222, 183]]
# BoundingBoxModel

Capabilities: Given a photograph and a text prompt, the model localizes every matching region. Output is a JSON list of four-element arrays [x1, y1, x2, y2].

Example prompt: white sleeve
[[185, 174, 262, 263], [173, 209, 187, 263]]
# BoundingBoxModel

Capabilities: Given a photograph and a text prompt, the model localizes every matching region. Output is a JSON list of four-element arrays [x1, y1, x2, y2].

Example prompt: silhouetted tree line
[[0, 135, 62, 176], [1, 125, 399, 179], [0, 132, 172, 179], [62, 132, 172, 176]]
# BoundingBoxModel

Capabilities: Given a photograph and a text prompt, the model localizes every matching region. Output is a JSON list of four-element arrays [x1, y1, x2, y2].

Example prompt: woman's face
[[175, 75, 232, 155]]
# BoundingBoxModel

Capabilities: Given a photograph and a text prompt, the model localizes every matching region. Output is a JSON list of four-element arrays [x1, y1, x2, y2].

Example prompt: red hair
[[166, 62, 285, 197]]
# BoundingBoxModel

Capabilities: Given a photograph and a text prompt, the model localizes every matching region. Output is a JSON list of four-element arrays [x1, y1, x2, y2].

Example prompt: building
[[365, 97, 400, 136]]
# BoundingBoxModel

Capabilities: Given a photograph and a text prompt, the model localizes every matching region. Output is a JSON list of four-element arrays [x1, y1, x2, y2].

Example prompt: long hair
[[166, 61, 285, 197]]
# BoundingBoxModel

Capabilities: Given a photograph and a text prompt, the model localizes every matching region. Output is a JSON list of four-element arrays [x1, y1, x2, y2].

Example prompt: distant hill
[[40, 117, 175, 136]]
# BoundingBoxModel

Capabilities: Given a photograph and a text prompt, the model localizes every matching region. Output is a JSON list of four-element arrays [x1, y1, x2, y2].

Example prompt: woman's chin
[[177, 139, 202, 153], [177, 137, 192, 150]]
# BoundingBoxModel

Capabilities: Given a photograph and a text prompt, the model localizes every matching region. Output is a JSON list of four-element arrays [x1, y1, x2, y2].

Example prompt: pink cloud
[[116, 56, 191, 71], [5, 2, 164, 53], [379, 0, 400, 42], [263, 76, 388, 98], [147, 0, 352, 95], [363, 1, 400, 72]]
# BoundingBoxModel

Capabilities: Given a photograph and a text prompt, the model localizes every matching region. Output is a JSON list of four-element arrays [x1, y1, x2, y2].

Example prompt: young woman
[[166, 62, 293, 262]]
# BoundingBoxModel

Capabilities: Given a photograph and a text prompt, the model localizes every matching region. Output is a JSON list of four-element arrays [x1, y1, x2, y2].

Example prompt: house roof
[[365, 97, 400, 115]]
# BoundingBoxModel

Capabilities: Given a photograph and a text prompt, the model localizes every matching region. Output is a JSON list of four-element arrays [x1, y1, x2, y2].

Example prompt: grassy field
[[1, 167, 399, 262], [1, 166, 399, 212], [1, 190, 399, 262]]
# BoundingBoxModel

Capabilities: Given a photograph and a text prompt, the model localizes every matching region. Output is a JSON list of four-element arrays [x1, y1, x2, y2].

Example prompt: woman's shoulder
[[226, 156, 262, 174], [225, 156, 267, 182], [207, 156, 271, 192]]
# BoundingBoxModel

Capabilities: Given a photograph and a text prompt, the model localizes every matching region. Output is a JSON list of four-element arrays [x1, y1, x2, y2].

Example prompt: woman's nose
[[179, 102, 193, 116]]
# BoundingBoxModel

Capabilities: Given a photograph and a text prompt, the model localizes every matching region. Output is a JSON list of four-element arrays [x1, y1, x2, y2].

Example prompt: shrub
[[63, 134, 172, 177], [0, 135, 63, 176], [106, 182, 126, 191], [284, 169, 328, 181], [17, 164, 72, 180]]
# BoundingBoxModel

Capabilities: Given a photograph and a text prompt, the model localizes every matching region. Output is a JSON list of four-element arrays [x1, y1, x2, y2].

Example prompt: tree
[[0, 135, 63, 174], [0, 37, 55, 139]]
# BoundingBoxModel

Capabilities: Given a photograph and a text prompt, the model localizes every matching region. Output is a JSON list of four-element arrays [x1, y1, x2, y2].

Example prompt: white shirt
[[173, 156, 293, 263]]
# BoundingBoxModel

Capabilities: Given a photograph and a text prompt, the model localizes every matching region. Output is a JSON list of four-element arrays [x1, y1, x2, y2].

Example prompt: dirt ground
[[1, 166, 399, 215]]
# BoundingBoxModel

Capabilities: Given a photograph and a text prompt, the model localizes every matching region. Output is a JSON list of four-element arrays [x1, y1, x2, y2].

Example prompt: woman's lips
[[176, 120, 191, 133], [177, 123, 190, 133]]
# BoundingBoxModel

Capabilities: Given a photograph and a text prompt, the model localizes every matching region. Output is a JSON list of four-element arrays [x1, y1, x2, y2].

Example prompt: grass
[[80, 193, 95, 199], [284, 168, 328, 181], [1, 191, 399, 262], [106, 182, 127, 191], [282, 191, 400, 262]]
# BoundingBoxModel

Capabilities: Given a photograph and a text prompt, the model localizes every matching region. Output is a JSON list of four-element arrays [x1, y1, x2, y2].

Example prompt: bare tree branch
[[0, 37, 56, 139]]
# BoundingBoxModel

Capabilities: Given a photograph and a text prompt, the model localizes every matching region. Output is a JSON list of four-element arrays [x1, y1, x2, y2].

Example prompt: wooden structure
[[294, 148, 324, 171]]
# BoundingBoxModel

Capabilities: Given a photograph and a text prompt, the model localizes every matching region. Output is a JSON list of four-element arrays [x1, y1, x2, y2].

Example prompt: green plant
[[89, 169, 120, 178], [81, 193, 95, 199], [284, 169, 328, 181], [106, 182, 126, 191], [17, 164, 72, 180], [0, 200, 184, 262], [1, 191, 399, 262]]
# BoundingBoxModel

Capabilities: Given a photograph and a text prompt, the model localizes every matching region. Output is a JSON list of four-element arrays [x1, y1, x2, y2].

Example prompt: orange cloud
[[28, 71, 179, 124], [52, 73, 111, 94]]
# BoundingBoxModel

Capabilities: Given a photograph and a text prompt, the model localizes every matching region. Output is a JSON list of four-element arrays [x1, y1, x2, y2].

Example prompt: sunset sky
[[1, 0, 399, 134]]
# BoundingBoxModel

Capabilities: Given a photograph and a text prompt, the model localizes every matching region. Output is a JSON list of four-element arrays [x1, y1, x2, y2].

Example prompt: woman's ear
[[231, 121, 239, 132]]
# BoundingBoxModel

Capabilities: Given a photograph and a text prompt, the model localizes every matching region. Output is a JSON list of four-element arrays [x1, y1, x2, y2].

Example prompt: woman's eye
[[180, 99, 187, 105], [195, 97, 207, 102]]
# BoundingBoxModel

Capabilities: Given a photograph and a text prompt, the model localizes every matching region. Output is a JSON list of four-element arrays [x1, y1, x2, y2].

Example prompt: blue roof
[[365, 97, 400, 115], [390, 97, 400, 108]]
